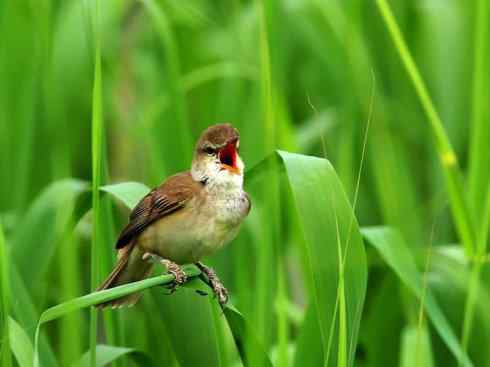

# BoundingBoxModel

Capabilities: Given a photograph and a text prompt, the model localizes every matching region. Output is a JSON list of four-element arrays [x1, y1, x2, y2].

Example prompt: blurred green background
[[1, 0, 489, 366]]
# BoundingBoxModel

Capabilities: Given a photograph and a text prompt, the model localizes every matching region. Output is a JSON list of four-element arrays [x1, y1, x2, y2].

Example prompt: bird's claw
[[143, 253, 187, 292], [196, 262, 229, 307], [163, 260, 187, 292], [211, 280, 229, 306]]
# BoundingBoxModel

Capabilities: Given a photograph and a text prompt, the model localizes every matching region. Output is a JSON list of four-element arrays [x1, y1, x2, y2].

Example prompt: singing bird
[[97, 123, 250, 308]]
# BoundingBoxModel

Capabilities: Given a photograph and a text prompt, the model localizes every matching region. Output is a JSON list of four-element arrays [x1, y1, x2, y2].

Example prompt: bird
[[96, 123, 251, 308]]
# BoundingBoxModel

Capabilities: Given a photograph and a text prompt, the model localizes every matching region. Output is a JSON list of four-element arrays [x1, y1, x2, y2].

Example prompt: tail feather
[[96, 245, 152, 309]]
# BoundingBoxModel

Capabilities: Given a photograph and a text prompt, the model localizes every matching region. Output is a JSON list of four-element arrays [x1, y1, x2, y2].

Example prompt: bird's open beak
[[219, 139, 241, 174]]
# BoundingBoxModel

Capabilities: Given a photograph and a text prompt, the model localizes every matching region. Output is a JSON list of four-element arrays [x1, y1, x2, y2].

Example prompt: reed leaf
[[362, 226, 473, 366]]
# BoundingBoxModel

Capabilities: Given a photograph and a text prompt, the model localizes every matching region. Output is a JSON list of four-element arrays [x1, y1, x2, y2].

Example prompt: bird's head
[[191, 123, 244, 187]]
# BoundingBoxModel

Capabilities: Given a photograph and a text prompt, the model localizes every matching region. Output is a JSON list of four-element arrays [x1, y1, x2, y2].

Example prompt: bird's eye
[[204, 146, 215, 155]]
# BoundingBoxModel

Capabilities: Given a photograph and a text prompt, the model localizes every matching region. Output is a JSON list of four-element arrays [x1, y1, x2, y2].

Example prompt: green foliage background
[[0, 0, 489, 366]]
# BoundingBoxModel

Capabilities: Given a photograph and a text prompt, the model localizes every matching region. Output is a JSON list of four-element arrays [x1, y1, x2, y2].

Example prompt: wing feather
[[116, 171, 202, 249]]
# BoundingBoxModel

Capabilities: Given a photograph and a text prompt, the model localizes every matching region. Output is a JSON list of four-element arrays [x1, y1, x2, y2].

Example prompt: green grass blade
[[476, 186, 490, 255], [0, 223, 11, 367], [293, 305, 324, 366], [468, 0, 490, 217], [335, 217, 347, 367], [88, 0, 103, 364], [460, 186, 490, 364], [52, 273, 154, 330], [276, 259, 289, 367], [274, 151, 367, 367], [360, 275, 404, 366], [459, 0, 490, 351], [400, 325, 435, 367], [375, 0, 476, 257], [33, 267, 201, 367], [415, 228, 434, 365], [137, 296, 179, 366], [460, 261, 483, 366], [71, 345, 156, 367], [362, 226, 473, 366], [253, 4, 280, 361], [181, 62, 257, 92], [223, 306, 273, 367], [10, 263, 58, 367], [8, 317, 33, 367], [430, 245, 490, 366], [57, 229, 83, 366], [150, 281, 229, 367], [369, 126, 426, 247], [100, 183, 151, 209], [11, 179, 89, 285]]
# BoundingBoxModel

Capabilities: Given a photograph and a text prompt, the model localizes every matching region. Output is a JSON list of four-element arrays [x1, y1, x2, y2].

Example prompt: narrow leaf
[[8, 317, 33, 367], [0, 224, 11, 367], [275, 151, 367, 367], [362, 226, 473, 366], [72, 345, 155, 367], [11, 179, 89, 283], [224, 306, 273, 367], [33, 266, 200, 367], [100, 182, 150, 209], [399, 325, 435, 367]]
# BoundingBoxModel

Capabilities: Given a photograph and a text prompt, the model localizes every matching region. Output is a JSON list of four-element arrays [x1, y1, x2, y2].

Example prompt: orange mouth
[[219, 141, 240, 174]]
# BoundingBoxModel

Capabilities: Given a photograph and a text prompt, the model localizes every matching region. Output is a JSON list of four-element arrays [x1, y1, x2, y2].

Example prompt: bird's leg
[[195, 262, 228, 306], [142, 252, 187, 293]]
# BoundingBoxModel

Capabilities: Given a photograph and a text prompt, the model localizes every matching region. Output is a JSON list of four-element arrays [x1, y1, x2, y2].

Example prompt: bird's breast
[[198, 187, 249, 250], [137, 187, 249, 264]]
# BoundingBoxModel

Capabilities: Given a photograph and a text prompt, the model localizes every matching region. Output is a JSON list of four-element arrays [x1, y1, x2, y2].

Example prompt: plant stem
[[375, 0, 476, 257]]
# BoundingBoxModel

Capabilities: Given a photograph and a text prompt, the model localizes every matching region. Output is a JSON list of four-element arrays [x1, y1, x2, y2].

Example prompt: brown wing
[[116, 171, 202, 249]]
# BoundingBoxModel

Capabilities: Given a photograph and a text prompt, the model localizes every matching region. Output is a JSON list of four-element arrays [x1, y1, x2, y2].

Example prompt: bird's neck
[[192, 165, 243, 195], [207, 171, 244, 193]]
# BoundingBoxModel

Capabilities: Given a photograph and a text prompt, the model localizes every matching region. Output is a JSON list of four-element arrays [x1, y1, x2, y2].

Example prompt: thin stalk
[[460, 262, 482, 367], [99, 142, 119, 357], [341, 71, 374, 363], [460, 0, 490, 355], [58, 231, 83, 365], [416, 226, 435, 366], [0, 224, 11, 367], [209, 301, 227, 367], [89, 0, 103, 365], [468, 0, 489, 217], [335, 217, 347, 367], [318, 72, 373, 365], [460, 186, 490, 365], [375, 0, 476, 257], [276, 259, 289, 367], [255, 2, 278, 363]]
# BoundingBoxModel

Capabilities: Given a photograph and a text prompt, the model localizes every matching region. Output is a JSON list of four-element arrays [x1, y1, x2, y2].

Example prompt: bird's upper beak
[[219, 139, 241, 174]]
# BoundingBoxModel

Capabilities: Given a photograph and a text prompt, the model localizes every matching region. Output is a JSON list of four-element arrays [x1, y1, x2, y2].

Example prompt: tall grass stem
[[375, 0, 476, 257]]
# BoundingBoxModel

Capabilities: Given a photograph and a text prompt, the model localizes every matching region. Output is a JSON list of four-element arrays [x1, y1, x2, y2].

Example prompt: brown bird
[[97, 123, 250, 308]]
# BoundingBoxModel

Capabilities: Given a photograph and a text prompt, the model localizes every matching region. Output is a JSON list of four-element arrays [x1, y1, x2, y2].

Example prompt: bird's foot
[[196, 262, 229, 307], [162, 259, 187, 292], [143, 253, 187, 293]]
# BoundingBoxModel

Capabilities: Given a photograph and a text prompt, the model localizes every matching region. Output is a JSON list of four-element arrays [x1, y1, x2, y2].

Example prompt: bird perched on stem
[[96, 123, 250, 308]]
